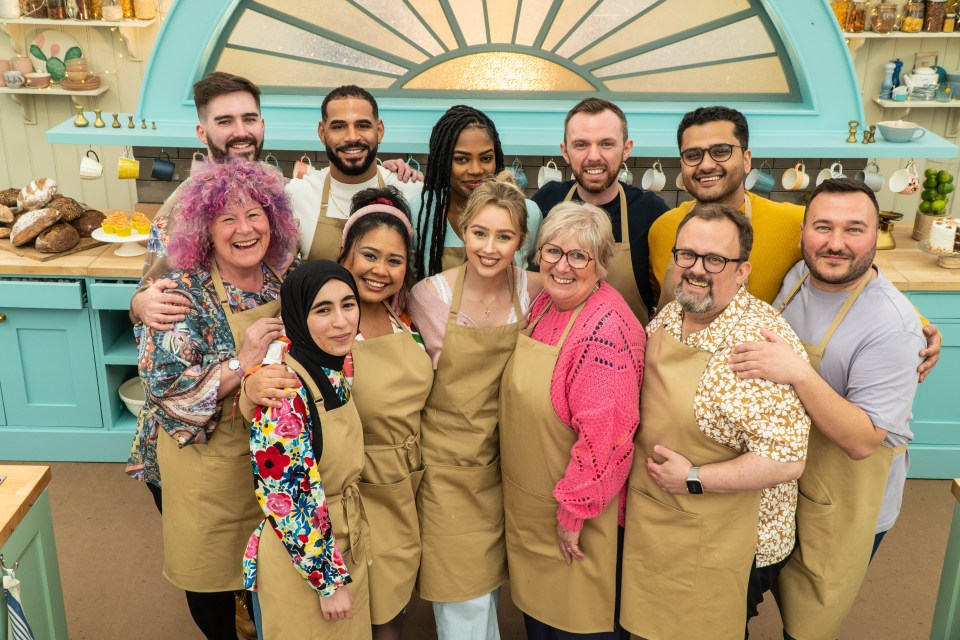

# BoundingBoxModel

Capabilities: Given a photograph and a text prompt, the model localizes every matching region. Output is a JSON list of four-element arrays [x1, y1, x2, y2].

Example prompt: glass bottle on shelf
[[76, 0, 93, 19], [832, 1, 852, 30], [846, 0, 868, 31], [47, 0, 68, 19], [902, 2, 925, 31], [946, 12, 957, 31], [120, 0, 134, 19], [101, 0, 122, 20], [871, 3, 898, 33], [925, 0, 947, 30], [133, 0, 155, 19], [90, 0, 102, 18], [19, 0, 47, 18]]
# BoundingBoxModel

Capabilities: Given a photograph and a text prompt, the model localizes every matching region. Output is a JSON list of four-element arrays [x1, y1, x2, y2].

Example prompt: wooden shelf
[[0, 85, 108, 97], [847, 31, 960, 39], [873, 97, 960, 108], [0, 17, 156, 28]]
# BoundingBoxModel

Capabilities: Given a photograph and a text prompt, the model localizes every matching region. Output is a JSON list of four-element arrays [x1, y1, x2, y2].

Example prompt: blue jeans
[[251, 591, 263, 640]]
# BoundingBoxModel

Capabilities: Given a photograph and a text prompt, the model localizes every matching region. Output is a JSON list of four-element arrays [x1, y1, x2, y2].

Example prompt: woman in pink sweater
[[499, 200, 644, 640]]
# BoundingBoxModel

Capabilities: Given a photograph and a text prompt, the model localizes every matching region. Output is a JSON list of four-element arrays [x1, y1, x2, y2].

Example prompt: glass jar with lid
[[871, 3, 898, 33], [846, 0, 868, 31], [903, 2, 925, 31], [926, 0, 948, 31], [831, 1, 852, 30]]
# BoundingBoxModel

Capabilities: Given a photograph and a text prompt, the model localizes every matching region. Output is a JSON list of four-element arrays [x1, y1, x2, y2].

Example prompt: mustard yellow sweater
[[648, 192, 804, 305]]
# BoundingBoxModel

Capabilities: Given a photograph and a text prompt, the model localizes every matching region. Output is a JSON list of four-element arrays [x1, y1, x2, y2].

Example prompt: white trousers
[[433, 588, 501, 640]]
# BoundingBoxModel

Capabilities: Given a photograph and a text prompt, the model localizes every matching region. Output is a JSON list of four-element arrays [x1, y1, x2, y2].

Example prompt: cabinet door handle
[[0, 312, 5, 322]]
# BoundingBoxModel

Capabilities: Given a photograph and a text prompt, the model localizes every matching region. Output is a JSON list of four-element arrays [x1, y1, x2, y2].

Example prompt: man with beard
[[728, 179, 924, 640], [619, 203, 810, 640], [286, 84, 423, 261], [532, 98, 668, 324]]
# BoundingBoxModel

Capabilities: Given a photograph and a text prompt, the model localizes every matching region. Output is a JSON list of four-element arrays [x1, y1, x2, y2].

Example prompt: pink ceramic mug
[[11, 56, 33, 75]]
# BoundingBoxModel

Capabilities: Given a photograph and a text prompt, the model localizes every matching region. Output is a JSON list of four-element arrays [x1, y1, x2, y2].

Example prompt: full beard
[[208, 136, 262, 162], [326, 141, 378, 177], [674, 273, 714, 313], [687, 168, 742, 204], [804, 246, 876, 286], [573, 163, 619, 194]]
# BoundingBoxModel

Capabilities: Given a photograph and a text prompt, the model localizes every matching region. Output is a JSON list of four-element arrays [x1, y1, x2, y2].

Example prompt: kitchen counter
[[875, 227, 960, 292], [0, 465, 50, 549]]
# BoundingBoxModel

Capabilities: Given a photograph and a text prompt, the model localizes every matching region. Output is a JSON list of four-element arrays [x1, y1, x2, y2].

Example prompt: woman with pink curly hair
[[137, 158, 298, 638]]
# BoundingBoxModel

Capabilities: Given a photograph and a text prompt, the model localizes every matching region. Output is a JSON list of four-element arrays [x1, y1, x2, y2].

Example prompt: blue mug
[[151, 151, 175, 181], [510, 158, 528, 189]]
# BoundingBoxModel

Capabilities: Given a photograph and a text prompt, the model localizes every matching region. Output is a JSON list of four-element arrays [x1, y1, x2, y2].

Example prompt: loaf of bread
[[0, 204, 13, 224], [0, 188, 18, 208], [36, 222, 80, 253], [10, 208, 61, 246], [0, 228, 10, 239], [47, 196, 85, 222], [17, 178, 58, 211], [71, 209, 105, 237]]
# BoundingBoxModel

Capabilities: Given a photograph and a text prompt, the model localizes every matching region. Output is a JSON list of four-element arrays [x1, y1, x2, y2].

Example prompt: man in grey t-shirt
[[729, 178, 924, 640]]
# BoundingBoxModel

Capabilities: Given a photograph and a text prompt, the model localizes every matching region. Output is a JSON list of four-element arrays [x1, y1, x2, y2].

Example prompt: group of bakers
[[124, 71, 942, 640]]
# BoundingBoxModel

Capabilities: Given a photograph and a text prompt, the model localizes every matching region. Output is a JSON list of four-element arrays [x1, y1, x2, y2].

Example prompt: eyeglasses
[[679, 143, 745, 167], [539, 243, 593, 269], [672, 248, 744, 274]]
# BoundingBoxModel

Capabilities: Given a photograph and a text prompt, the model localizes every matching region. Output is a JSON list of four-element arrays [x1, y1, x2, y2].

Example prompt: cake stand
[[91, 227, 148, 256], [918, 240, 960, 269]]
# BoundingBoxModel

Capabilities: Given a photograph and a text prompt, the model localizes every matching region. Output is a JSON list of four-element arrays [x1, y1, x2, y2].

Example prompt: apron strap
[[210, 259, 275, 314], [449, 264, 522, 323], [527, 291, 591, 346], [565, 184, 629, 246], [383, 300, 412, 335], [816, 268, 873, 352], [777, 272, 808, 314], [319, 171, 332, 219]]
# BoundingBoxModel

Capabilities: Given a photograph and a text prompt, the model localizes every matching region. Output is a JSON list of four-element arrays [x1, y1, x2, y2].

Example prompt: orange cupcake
[[131, 211, 151, 234], [114, 217, 132, 237]]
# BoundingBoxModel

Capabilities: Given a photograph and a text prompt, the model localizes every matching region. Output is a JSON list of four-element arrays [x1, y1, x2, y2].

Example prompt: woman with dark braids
[[412, 105, 541, 280]]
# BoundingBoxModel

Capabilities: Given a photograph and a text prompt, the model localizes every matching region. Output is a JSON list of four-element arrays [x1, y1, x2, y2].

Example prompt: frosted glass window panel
[[604, 57, 788, 94], [554, 0, 659, 59], [487, 0, 520, 43], [403, 51, 595, 91], [253, 0, 429, 62], [407, 0, 459, 50], [542, 0, 595, 51], [449, 0, 488, 45], [574, 0, 752, 65], [228, 12, 409, 76], [593, 17, 774, 78], [217, 48, 395, 89], [353, 0, 446, 55], [514, 0, 554, 46]]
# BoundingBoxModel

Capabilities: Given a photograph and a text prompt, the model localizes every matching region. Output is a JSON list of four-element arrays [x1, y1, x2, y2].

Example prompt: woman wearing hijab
[[240, 260, 370, 639]]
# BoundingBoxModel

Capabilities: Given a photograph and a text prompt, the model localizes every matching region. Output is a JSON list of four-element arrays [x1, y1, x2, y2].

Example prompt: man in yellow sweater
[[649, 106, 940, 381]]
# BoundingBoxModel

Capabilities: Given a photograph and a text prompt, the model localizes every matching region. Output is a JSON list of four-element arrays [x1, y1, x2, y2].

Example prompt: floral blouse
[[243, 367, 352, 597]]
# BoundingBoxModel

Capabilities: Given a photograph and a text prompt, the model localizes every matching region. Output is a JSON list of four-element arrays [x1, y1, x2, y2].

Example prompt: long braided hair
[[415, 105, 505, 279]]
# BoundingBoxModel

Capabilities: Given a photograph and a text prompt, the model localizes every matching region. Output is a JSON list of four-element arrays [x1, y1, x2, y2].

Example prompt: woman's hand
[[244, 364, 299, 408], [557, 522, 585, 564], [236, 317, 285, 371], [133, 279, 192, 330], [319, 585, 353, 621]]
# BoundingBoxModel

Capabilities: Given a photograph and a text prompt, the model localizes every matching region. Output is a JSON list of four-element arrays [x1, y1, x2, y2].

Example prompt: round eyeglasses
[[539, 243, 593, 269], [679, 143, 746, 167], [671, 248, 744, 273]]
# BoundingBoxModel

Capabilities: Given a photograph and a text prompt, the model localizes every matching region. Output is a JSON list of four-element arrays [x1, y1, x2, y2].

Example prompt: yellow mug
[[117, 154, 140, 179]]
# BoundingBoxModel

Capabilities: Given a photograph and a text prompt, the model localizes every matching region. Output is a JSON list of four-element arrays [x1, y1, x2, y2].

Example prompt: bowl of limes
[[915, 167, 956, 240]]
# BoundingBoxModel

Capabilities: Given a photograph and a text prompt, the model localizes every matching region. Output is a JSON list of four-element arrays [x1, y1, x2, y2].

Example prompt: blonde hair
[[537, 201, 615, 279], [457, 170, 528, 246]]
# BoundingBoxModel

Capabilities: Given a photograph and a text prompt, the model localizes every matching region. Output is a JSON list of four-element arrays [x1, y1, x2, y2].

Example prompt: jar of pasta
[[832, 0, 852, 29], [903, 2, 925, 32], [133, 0, 155, 18]]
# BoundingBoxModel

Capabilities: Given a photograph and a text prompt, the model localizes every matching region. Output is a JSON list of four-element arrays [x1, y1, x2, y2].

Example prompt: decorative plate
[[28, 30, 84, 82]]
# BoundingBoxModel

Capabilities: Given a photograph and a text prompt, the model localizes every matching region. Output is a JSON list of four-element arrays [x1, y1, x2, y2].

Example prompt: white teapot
[[903, 66, 939, 91]]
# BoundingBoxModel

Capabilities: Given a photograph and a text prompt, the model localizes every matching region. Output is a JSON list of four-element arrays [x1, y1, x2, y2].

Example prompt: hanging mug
[[888, 162, 920, 195], [510, 158, 528, 189], [744, 161, 774, 194], [619, 162, 635, 186], [263, 153, 280, 169], [293, 154, 313, 180], [641, 162, 664, 192], [675, 172, 687, 192], [80, 149, 103, 179], [816, 161, 845, 187], [538, 160, 563, 188], [405, 156, 421, 174], [190, 151, 207, 175], [855, 161, 884, 192], [117, 148, 140, 180], [151, 151, 175, 181], [782, 162, 809, 191]]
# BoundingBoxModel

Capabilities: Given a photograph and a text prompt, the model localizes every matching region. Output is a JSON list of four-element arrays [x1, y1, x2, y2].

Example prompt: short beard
[[326, 142, 378, 177], [208, 137, 262, 163], [573, 164, 618, 194], [804, 246, 876, 287], [674, 276, 714, 313]]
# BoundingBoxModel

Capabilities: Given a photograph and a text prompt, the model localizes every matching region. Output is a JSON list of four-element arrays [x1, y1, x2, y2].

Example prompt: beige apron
[[565, 183, 648, 325], [308, 171, 385, 260], [500, 299, 621, 633], [417, 264, 524, 601], [351, 304, 434, 623], [620, 327, 762, 639], [157, 261, 280, 592], [776, 270, 905, 640], [256, 355, 372, 640]]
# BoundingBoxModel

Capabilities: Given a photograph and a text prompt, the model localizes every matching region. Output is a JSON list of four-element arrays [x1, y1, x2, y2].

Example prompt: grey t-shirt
[[775, 262, 924, 533]]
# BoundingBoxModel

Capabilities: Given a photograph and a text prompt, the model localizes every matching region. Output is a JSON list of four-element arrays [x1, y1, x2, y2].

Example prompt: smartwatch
[[227, 358, 244, 380], [686, 466, 703, 495]]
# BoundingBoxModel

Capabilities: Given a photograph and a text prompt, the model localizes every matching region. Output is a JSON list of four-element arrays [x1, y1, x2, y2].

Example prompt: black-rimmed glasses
[[672, 248, 744, 273], [539, 243, 594, 269], [679, 143, 745, 167]]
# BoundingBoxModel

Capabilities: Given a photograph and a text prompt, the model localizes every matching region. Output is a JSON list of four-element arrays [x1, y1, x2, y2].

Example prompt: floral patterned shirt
[[243, 367, 352, 597], [648, 286, 812, 567]]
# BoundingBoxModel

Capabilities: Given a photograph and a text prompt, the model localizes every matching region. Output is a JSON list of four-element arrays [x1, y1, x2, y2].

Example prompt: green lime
[[919, 200, 933, 214], [932, 199, 947, 214], [924, 177, 939, 189], [938, 170, 954, 184], [926, 168, 939, 178], [938, 182, 956, 195], [922, 189, 938, 201]]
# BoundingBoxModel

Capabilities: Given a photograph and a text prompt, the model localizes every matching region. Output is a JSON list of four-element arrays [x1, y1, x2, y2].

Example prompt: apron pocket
[[198, 454, 260, 533], [359, 471, 422, 554], [503, 473, 565, 563], [793, 490, 838, 582], [625, 487, 703, 590], [418, 459, 503, 536]]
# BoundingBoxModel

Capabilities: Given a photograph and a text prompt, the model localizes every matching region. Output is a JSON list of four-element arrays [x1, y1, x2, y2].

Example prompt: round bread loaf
[[17, 177, 58, 211], [36, 222, 81, 253], [71, 209, 105, 237], [10, 208, 61, 246], [47, 196, 85, 222], [0, 228, 10, 239], [0, 188, 18, 208], [0, 204, 13, 224]]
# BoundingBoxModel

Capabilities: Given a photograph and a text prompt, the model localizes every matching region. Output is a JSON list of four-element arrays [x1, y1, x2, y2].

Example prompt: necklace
[[471, 287, 500, 317], [328, 190, 349, 217]]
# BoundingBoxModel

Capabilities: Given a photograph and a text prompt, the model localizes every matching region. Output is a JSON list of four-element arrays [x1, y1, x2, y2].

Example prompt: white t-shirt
[[286, 165, 423, 254]]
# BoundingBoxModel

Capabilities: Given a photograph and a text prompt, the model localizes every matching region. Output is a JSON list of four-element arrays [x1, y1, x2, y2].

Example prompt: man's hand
[[556, 521, 585, 564], [918, 324, 941, 383], [244, 363, 299, 408], [728, 328, 812, 386], [381, 158, 423, 183], [646, 445, 694, 494], [133, 279, 192, 330], [319, 586, 353, 621]]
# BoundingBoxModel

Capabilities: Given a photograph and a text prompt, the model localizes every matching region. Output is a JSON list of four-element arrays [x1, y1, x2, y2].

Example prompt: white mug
[[641, 161, 665, 192], [80, 149, 103, 179], [538, 160, 563, 188], [191, 151, 208, 175], [618, 162, 634, 185], [888, 162, 920, 195], [782, 162, 810, 191], [675, 172, 687, 191], [855, 161, 883, 192], [816, 161, 845, 187]]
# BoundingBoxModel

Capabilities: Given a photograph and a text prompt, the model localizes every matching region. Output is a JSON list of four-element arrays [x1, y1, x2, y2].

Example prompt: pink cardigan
[[527, 282, 645, 531]]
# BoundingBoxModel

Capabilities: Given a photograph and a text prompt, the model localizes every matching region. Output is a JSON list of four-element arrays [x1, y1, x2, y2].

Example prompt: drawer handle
[[0, 312, 5, 322]]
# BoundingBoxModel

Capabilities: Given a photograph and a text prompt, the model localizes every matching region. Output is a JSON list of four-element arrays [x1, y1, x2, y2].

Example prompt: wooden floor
[[9, 461, 952, 640]]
